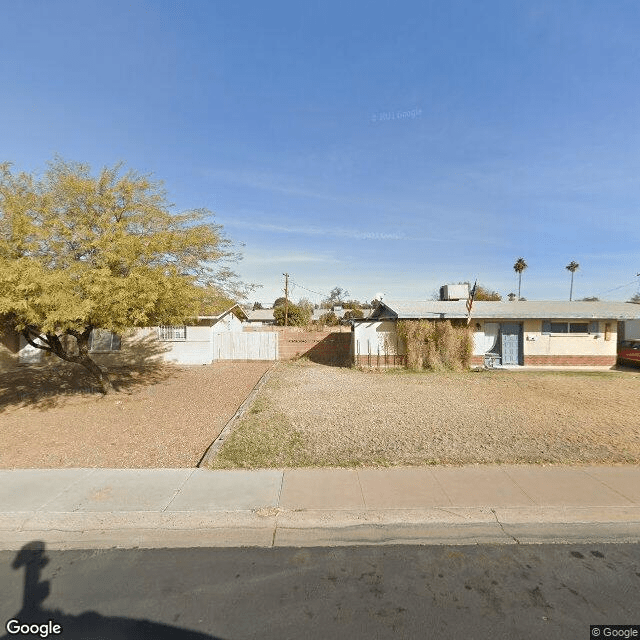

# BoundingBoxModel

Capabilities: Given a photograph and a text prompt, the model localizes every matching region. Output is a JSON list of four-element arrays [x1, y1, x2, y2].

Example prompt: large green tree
[[0, 158, 249, 393], [273, 303, 310, 326]]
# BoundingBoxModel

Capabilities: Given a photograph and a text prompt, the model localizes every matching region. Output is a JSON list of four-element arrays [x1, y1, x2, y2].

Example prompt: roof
[[247, 309, 276, 321], [197, 304, 248, 322], [365, 300, 640, 321], [312, 308, 347, 321]]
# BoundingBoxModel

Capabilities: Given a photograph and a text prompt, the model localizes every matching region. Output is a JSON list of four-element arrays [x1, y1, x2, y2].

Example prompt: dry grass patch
[[209, 361, 640, 468]]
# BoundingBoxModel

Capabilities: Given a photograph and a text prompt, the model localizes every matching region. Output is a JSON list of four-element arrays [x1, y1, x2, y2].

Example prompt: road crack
[[491, 508, 520, 544]]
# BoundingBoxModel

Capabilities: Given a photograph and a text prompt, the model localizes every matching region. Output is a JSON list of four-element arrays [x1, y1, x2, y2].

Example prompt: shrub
[[318, 311, 339, 326], [397, 320, 473, 371], [343, 309, 364, 320], [273, 303, 311, 326]]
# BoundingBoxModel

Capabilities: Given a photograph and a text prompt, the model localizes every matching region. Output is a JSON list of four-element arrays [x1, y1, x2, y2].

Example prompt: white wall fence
[[213, 331, 278, 361]]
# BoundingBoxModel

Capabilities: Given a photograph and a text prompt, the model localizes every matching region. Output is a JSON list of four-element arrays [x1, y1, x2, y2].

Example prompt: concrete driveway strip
[[41, 468, 195, 512], [582, 466, 640, 503], [502, 466, 635, 506], [430, 466, 536, 507], [357, 468, 452, 509], [3, 466, 640, 549], [279, 469, 364, 510], [166, 469, 282, 511], [0, 469, 96, 511]]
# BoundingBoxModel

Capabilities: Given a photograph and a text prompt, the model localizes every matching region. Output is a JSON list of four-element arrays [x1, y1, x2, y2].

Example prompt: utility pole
[[283, 273, 289, 326]]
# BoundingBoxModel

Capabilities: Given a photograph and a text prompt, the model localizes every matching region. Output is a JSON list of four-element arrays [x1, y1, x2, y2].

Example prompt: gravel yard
[[0, 362, 271, 468], [211, 361, 640, 468]]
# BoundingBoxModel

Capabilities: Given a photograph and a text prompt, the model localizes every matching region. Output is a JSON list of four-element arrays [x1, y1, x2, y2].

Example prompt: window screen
[[89, 330, 121, 351], [158, 326, 187, 341]]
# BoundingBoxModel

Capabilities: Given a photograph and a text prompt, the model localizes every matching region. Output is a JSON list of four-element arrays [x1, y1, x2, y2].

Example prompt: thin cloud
[[242, 251, 341, 265], [224, 218, 406, 241], [201, 168, 341, 202]]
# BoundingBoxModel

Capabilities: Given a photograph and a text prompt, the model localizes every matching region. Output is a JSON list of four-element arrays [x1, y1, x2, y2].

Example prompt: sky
[[2, 0, 640, 305]]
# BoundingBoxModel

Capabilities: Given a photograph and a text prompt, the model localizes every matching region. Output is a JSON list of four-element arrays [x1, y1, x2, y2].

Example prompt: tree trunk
[[73, 329, 113, 394], [77, 355, 113, 394], [570, 273, 574, 301], [21, 327, 113, 394], [518, 273, 522, 298]]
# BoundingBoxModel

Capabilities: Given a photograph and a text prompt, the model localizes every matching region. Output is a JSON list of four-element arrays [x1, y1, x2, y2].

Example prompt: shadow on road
[[0, 541, 224, 640]]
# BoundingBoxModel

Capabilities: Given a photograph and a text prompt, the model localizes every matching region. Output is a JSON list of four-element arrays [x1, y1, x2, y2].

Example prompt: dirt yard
[[0, 362, 271, 468], [211, 361, 640, 468]]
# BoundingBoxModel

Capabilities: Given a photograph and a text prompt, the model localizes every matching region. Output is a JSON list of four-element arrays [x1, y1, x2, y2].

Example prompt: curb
[[2, 507, 640, 550], [197, 363, 278, 468]]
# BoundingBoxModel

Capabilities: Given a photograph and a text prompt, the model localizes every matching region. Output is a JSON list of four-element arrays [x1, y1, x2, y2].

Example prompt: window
[[542, 321, 598, 335], [158, 325, 187, 341], [89, 329, 121, 352]]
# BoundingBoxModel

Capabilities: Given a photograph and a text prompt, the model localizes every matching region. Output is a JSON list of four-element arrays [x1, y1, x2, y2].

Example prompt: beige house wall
[[353, 320, 402, 360], [471, 319, 616, 358], [521, 319, 616, 357], [356, 318, 619, 367], [0, 329, 20, 370]]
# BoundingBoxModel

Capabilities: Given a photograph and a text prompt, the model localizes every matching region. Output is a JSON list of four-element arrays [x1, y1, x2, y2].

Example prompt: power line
[[289, 280, 329, 298], [595, 278, 639, 297]]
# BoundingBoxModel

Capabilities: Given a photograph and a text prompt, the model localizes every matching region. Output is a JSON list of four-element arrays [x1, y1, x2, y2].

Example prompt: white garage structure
[[15, 305, 278, 367]]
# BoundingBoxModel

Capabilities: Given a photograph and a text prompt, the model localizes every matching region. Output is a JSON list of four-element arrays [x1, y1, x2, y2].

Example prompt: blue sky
[[3, 1, 640, 305]]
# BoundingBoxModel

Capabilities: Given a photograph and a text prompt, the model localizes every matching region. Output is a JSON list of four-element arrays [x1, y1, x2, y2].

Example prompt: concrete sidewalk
[[1, 466, 640, 549]]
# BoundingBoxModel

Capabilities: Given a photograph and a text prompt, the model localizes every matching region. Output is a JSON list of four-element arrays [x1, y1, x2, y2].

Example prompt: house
[[352, 299, 640, 367], [312, 306, 348, 322], [246, 309, 277, 326], [2, 304, 278, 370]]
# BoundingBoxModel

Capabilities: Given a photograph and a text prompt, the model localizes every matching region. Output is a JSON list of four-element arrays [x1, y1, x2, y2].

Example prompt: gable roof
[[197, 303, 248, 322], [247, 309, 276, 321], [367, 300, 640, 321]]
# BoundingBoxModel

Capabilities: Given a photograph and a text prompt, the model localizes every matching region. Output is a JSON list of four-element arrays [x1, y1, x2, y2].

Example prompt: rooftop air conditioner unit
[[439, 284, 470, 301]]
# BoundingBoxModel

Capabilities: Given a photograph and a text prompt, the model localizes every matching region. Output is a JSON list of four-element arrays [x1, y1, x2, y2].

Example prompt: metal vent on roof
[[439, 284, 469, 301]]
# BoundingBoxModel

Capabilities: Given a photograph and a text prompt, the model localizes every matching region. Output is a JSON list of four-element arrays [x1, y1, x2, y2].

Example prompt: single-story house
[[312, 306, 347, 322], [246, 305, 350, 326], [246, 309, 277, 326], [2, 304, 278, 370], [352, 299, 640, 367]]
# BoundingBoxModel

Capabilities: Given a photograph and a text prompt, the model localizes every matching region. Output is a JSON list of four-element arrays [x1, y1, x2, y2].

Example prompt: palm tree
[[566, 261, 579, 301], [513, 258, 527, 299]]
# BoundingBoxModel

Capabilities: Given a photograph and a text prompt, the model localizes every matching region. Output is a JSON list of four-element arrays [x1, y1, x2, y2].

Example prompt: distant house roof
[[312, 307, 347, 321], [247, 309, 276, 322], [365, 300, 640, 321], [197, 304, 248, 322]]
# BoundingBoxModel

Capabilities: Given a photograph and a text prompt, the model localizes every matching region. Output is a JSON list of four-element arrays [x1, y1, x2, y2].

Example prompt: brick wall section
[[275, 327, 352, 366], [524, 355, 616, 366]]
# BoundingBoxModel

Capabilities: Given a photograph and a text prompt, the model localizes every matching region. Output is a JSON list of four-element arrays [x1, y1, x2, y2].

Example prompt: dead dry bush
[[397, 320, 472, 371]]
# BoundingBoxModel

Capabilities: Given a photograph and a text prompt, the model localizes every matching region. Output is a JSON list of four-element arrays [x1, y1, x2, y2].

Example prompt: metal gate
[[213, 332, 278, 360]]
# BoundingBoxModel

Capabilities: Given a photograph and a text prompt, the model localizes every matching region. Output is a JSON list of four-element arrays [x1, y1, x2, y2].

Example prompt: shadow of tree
[[0, 541, 224, 640], [0, 333, 177, 412]]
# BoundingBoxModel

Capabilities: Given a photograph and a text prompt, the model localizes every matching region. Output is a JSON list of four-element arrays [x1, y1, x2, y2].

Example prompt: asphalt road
[[1, 542, 639, 639]]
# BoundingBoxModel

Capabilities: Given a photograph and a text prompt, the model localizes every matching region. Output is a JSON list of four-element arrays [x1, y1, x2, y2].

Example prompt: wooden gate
[[213, 331, 278, 360]]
